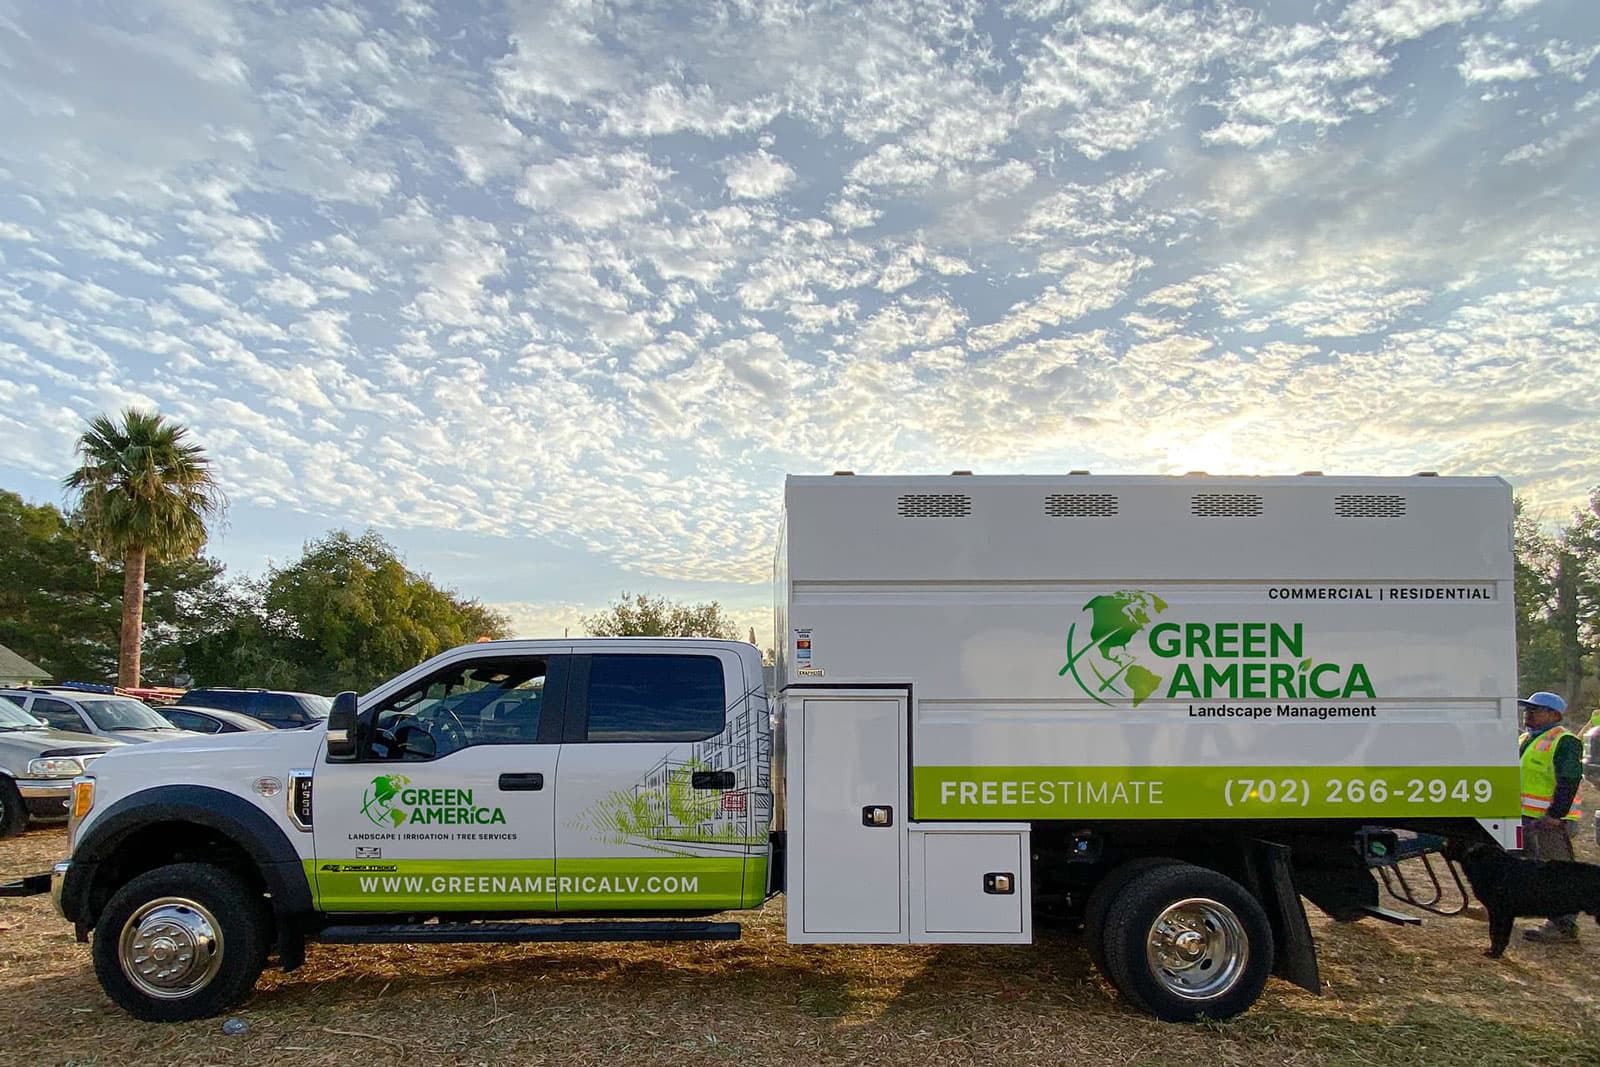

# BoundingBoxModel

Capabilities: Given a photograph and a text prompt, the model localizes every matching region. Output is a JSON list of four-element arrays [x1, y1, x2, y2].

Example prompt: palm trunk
[[118, 547, 146, 689]]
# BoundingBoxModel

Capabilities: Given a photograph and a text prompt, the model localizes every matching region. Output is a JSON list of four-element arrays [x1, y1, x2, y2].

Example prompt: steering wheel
[[371, 706, 470, 760], [418, 705, 470, 752]]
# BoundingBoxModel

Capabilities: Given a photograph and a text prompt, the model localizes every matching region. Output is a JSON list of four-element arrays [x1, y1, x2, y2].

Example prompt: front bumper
[[16, 778, 73, 800], [16, 779, 72, 820]]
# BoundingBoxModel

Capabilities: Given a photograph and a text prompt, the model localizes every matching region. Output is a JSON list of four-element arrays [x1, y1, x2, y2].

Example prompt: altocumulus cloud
[[0, 0, 1596, 640]]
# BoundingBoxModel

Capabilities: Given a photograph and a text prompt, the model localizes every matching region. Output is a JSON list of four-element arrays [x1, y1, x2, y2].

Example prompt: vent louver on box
[[1044, 493, 1118, 517], [1334, 493, 1406, 518], [897, 493, 972, 518], [1190, 492, 1264, 517]]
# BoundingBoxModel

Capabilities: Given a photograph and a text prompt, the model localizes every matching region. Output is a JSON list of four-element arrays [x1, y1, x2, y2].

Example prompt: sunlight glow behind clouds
[[0, 0, 1597, 639]]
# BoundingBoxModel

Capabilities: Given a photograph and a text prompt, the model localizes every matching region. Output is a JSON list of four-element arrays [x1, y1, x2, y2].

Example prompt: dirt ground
[[3, 827, 1599, 1066]]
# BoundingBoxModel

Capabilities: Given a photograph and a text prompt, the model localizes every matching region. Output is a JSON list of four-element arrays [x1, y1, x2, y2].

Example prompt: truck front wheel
[[91, 863, 269, 1021], [1101, 862, 1274, 1022]]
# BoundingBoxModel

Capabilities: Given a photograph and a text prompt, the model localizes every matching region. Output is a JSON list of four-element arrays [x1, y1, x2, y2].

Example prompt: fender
[[61, 784, 313, 927]]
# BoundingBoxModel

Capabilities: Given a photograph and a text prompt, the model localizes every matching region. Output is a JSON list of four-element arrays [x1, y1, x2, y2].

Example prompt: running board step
[[314, 920, 742, 945], [1359, 905, 1423, 926]]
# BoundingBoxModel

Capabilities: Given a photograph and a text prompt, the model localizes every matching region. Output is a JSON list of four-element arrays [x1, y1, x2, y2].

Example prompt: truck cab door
[[554, 647, 769, 913], [311, 650, 570, 912]]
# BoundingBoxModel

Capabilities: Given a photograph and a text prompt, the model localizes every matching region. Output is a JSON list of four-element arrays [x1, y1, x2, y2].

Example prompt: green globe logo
[[361, 774, 411, 828], [1059, 590, 1169, 707]]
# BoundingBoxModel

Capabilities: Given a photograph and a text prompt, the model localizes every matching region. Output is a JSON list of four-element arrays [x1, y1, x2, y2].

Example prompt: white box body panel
[[775, 475, 1520, 834], [787, 692, 908, 944], [783, 688, 1038, 944], [911, 824, 1032, 943]]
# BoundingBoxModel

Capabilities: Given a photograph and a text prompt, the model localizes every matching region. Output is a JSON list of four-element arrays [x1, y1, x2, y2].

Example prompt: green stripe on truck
[[913, 765, 1521, 820], [309, 856, 752, 912]]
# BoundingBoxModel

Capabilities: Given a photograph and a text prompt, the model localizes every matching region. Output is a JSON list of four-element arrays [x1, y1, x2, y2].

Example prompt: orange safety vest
[[1519, 726, 1583, 820]]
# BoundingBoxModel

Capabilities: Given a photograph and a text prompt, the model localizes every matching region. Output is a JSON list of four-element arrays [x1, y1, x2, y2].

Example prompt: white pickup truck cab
[[31, 474, 1522, 1025], [49, 639, 770, 1020]]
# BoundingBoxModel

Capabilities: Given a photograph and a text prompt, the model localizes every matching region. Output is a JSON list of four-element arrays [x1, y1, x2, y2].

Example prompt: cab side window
[[583, 654, 725, 743], [365, 656, 562, 761], [32, 698, 84, 732]]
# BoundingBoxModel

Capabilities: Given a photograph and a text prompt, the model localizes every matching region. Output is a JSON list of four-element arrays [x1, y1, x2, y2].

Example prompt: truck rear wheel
[[1101, 862, 1274, 1022], [91, 863, 269, 1021], [1083, 856, 1181, 976]]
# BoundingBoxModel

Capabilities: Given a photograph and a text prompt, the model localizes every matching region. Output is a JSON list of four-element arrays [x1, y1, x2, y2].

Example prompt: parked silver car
[[0, 694, 124, 835], [0, 687, 204, 744]]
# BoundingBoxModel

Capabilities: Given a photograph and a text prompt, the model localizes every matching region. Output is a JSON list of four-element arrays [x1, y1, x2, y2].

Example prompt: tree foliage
[[0, 490, 229, 685], [62, 408, 224, 686], [186, 530, 511, 693], [1514, 489, 1600, 717], [582, 592, 739, 639]]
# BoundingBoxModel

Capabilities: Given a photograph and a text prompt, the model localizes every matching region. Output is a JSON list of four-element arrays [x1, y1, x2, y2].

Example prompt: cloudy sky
[[1, 0, 1596, 644]]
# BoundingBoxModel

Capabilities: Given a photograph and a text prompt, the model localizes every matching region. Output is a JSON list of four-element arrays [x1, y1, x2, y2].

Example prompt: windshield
[[79, 697, 177, 731], [0, 698, 46, 730], [299, 694, 332, 719]]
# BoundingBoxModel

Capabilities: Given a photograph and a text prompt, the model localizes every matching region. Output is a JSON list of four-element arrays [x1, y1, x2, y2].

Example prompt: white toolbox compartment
[[910, 824, 1031, 943], [785, 689, 1033, 945]]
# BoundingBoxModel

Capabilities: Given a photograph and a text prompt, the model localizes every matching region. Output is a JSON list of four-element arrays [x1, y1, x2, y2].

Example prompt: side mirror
[[325, 691, 359, 761]]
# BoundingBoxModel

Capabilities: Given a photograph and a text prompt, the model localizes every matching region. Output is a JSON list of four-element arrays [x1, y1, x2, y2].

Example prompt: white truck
[[14, 474, 1520, 1023]]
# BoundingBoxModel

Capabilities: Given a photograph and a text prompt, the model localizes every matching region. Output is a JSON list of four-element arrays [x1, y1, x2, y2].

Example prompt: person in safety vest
[[1583, 708, 1600, 847], [1518, 691, 1584, 944]]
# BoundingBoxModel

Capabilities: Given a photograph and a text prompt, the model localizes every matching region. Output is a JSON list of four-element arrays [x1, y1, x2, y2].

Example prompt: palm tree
[[64, 409, 225, 687]]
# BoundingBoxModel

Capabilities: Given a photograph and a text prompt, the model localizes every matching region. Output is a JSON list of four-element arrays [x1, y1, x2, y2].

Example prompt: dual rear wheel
[[1085, 860, 1275, 1022]]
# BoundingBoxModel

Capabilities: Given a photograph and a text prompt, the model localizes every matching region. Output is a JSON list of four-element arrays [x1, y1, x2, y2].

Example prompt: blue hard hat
[[1518, 691, 1567, 714]]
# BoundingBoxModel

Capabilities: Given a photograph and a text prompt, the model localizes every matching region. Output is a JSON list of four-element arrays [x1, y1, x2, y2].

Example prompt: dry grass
[[4, 827, 1599, 1066]]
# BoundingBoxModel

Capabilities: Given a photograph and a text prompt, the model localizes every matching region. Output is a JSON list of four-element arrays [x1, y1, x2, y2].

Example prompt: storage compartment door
[[918, 832, 1026, 939], [801, 696, 904, 936]]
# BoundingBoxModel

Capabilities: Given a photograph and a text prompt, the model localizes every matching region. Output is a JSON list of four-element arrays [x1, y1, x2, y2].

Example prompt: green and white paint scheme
[[777, 474, 1521, 843], [306, 639, 772, 912], [50, 473, 1527, 1026]]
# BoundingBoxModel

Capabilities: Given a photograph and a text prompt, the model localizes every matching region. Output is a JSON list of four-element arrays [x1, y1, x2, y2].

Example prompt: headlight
[[27, 756, 84, 778]]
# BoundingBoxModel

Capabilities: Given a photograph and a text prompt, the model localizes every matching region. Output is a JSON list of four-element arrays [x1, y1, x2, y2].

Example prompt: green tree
[[0, 490, 231, 684], [186, 530, 511, 693], [1514, 497, 1562, 695], [582, 592, 739, 639], [63, 409, 224, 687], [1556, 490, 1600, 709], [1513, 489, 1600, 716]]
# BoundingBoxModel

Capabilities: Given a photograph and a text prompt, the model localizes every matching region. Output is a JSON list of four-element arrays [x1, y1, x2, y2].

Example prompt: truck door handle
[[862, 805, 893, 827], [498, 773, 544, 791], [691, 770, 736, 790]]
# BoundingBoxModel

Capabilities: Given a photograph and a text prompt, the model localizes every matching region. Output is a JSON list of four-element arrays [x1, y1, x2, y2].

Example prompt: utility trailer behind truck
[[14, 474, 1520, 1023]]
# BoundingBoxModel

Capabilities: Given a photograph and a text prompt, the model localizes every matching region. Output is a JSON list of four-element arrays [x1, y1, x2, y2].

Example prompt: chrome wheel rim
[[1145, 896, 1248, 1001], [117, 897, 224, 1000]]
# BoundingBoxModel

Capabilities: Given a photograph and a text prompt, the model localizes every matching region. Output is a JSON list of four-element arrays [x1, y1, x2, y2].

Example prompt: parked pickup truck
[[11, 475, 1521, 1025], [0, 696, 121, 835]]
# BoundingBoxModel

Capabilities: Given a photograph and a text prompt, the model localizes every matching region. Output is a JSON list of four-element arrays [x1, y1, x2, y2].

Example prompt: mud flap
[[1242, 840, 1321, 995]]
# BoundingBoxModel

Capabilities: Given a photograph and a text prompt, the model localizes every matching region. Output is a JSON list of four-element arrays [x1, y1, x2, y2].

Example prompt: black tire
[[1083, 856, 1181, 977], [1101, 862, 1274, 1022], [0, 778, 27, 837], [92, 863, 268, 1022]]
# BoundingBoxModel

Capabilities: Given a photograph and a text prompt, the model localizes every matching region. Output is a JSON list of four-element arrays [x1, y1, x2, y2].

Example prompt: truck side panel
[[779, 476, 1519, 830]]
